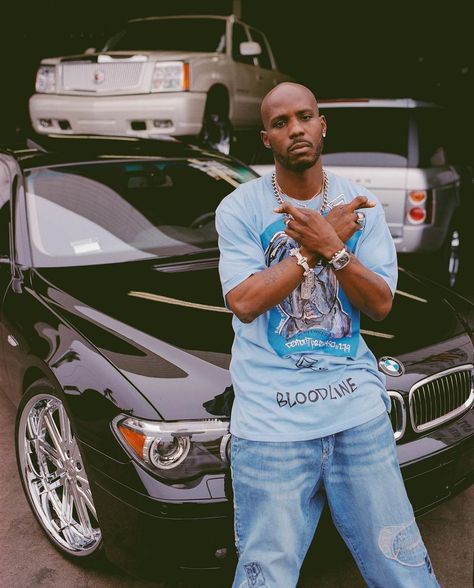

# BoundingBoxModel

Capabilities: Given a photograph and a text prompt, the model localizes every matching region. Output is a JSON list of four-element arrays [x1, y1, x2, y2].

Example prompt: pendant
[[300, 270, 315, 300]]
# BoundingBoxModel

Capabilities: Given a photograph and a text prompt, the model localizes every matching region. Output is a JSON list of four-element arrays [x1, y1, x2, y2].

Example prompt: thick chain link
[[271, 170, 329, 214]]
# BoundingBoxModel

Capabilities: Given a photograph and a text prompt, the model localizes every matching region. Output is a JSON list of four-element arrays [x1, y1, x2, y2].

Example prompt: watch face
[[332, 252, 350, 270]]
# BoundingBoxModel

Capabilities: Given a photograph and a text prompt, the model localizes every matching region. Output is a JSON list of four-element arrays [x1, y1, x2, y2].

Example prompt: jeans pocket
[[230, 434, 242, 461]]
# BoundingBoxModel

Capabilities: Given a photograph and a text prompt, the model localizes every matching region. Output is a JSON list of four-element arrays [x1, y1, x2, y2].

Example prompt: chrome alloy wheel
[[17, 393, 101, 556]]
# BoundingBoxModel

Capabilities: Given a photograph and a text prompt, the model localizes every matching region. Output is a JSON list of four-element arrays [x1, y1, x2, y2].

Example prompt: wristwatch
[[327, 247, 351, 271]]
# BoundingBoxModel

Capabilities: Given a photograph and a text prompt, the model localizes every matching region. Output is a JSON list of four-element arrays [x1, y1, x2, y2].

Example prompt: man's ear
[[261, 129, 271, 149], [320, 115, 327, 137]]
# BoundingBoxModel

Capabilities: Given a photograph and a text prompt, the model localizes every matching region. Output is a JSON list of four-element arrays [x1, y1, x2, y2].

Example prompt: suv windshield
[[321, 107, 409, 167], [25, 159, 255, 268], [105, 18, 227, 53]]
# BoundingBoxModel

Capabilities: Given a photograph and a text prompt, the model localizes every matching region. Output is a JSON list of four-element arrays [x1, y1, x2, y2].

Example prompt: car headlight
[[113, 415, 230, 480], [35, 65, 56, 93], [151, 61, 189, 93]]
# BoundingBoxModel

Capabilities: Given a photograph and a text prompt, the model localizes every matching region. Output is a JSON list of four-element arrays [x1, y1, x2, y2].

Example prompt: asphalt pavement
[[0, 388, 473, 588]]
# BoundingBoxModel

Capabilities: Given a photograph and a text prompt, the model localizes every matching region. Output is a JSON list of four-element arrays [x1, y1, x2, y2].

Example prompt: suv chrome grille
[[61, 62, 145, 93], [409, 365, 474, 433], [388, 391, 406, 441]]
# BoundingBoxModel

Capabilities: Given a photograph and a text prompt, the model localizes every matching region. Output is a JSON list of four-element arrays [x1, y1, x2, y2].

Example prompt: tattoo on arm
[[262, 262, 291, 286]]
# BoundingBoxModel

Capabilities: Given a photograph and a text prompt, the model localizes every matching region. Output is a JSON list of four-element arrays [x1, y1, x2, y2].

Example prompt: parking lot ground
[[1, 388, 473, 588]]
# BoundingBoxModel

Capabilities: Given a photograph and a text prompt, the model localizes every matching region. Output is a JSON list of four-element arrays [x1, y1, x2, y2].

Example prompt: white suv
[[248, 98, 472, 287], [29, 14, 293, 153]]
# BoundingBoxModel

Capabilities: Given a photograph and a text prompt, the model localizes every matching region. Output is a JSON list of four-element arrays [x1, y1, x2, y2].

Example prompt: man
[[215, 83, 439, 587]]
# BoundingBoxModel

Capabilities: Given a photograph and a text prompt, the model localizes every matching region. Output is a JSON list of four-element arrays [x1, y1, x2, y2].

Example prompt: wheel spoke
[[70, 441, 82, 464], [43, 411, 67, 461], [31, 476, 48, 497], [71, 484, 94, 537], [58, 404, 73, 447], [76, 478, 97, 519], [61, 480, 74, 525], [48, 472, 65, 491], [36, 438, 62, 469], [26, 413, 40, 441]]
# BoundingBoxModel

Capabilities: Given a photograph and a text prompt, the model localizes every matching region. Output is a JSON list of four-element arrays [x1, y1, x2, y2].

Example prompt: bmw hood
[[33, 256, 234, 421]]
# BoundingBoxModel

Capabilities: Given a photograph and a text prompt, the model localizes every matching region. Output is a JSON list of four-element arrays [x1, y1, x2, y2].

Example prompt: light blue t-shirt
[[216, 171, 398, 441]]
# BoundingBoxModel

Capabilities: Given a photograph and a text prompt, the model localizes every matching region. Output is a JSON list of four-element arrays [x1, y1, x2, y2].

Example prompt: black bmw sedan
[[0, 135, 473, 580]]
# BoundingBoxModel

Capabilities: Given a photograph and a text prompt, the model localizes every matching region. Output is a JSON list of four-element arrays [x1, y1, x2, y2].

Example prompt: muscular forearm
[[226, 255, 311, 323], [333, 254, 393, 321]]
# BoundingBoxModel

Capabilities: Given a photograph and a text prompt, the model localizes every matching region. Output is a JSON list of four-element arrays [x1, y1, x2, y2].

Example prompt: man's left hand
[[325, 196, 375, 242]]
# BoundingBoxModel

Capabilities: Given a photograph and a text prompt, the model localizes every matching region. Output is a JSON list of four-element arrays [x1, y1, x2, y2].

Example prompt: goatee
[[275, 137, 324, 172]]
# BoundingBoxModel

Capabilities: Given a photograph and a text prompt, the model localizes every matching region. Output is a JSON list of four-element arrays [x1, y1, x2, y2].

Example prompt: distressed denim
[[230, 412, 440, 588]]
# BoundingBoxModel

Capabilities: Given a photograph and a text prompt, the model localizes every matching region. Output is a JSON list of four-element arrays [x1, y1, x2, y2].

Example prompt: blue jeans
[[230, 412, 440, 588]]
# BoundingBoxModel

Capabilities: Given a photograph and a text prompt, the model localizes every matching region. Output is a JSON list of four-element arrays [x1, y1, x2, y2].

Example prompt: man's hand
[[275, 195, 375, 255], [325, 196, 376, 242], [273, 202, 340, 260]]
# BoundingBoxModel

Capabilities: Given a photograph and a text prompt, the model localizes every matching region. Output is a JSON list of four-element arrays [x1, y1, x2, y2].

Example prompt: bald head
[[260, 83, 319, 130]]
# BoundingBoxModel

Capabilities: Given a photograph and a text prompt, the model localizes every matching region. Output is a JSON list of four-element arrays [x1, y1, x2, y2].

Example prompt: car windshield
[[25, 159, 255, 268], [321, 107, 409, 167], [105, 18, 227, 53]]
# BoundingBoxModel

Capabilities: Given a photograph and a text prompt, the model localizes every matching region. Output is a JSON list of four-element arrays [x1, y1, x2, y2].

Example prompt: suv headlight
[[151, 61, 189, 92], [35, 65, 56, 93], [113, 416, 230, 480]]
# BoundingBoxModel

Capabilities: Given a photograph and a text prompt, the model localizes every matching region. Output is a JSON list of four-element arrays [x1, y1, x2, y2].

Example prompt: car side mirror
[[239, 41, 261, 57], [84, 47, 96, 55]]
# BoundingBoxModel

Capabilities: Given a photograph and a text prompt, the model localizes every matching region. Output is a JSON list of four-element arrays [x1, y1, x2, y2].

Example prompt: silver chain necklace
[[271, 170, 329, 214], [271, 171, 329, 299]]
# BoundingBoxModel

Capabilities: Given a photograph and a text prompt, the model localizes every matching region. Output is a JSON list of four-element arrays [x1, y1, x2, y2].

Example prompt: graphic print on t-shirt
[[261, 217, 362, 359]]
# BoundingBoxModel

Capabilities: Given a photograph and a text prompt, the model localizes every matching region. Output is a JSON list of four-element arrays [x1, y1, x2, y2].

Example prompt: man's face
[[261, 86, 326, 172]]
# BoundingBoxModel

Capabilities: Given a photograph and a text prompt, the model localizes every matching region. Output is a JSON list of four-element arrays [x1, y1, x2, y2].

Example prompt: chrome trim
[[409, 364, 474, 433], [388, 391, 406, 441], [60, 60, 145, 93], [220, 432, 231, 464]]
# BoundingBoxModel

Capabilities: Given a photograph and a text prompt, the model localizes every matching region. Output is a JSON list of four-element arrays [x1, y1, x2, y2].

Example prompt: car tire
[[199, 90, 233, 154], [15, 379, 104, 564]]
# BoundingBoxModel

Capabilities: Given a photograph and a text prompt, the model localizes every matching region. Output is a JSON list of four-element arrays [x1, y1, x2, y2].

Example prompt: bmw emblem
[[378, 356, 405, 377]]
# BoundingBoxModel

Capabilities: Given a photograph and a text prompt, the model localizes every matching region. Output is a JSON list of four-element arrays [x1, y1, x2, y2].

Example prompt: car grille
[[388, 391, 406, 440], [61, 62, 145, 93], [409, 364, 474, 433]]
